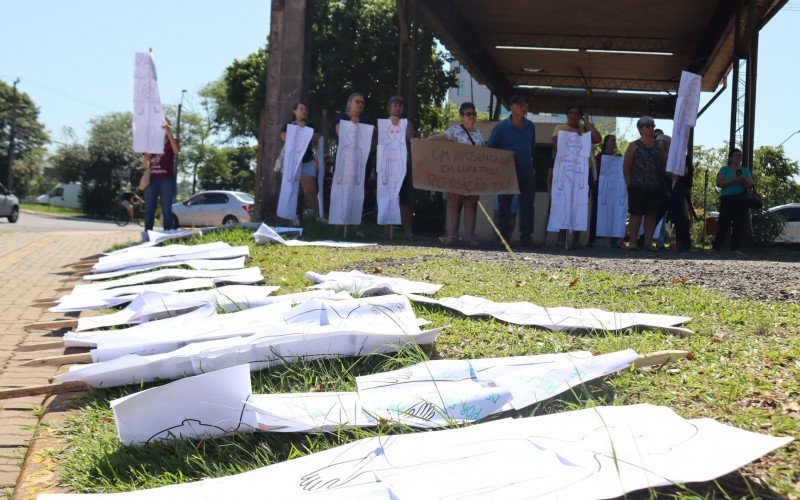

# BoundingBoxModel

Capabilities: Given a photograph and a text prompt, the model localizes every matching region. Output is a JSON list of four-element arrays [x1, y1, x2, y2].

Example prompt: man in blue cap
[[488, 94, 537, 246]]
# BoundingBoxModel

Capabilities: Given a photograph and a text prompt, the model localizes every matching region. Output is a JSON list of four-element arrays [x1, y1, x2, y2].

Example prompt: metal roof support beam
[[512, 74, 678, 92], [417, 0, 513, 99], [488, 33, 692, 54]]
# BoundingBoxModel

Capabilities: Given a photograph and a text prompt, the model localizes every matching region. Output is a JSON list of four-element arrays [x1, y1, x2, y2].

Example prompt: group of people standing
[[275, 92, 753, 253]]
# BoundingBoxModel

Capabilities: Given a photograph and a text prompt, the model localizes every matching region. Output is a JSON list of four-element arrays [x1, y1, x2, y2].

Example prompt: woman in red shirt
[[142, 120, 179, 233]]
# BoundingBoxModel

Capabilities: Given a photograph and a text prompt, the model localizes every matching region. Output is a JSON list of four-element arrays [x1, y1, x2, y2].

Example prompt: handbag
[[743, 189, 763, 210], [273, 145, 286, 173], [138, 168, 151, 191]]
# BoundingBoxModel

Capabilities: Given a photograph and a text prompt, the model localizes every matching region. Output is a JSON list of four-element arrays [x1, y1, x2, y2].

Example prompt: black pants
[[588, 183, 598, 244], [668, 183, 691, 251], [499, 167, 536, 242], [713, 194, 747, 251]]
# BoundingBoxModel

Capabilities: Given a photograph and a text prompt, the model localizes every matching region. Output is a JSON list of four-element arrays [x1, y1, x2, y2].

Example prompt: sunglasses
[[462, 112, 477, 117]]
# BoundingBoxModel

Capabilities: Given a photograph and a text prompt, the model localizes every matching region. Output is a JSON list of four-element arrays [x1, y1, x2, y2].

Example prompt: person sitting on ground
[[121, 190, 143, 222], [428, 101, 484, 247], [623, 116, 666, 251]]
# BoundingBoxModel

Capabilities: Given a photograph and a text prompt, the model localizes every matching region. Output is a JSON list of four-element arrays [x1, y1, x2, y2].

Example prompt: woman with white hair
[[622, 116, 666, 251]]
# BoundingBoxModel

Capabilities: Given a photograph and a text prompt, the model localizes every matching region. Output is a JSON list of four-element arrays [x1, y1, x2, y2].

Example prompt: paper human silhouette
[[277, 124, 314, 220], [376, 119, 407, 225], [329, 120, 374, 225], [667, 71, 702, 176], [547, 131, 592, 232], [132, 52, 165, 154], [596, 155, 628, 237]]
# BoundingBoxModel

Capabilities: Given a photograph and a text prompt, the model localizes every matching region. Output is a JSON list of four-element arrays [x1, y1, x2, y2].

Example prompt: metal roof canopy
[[418, 0, 787, 118]]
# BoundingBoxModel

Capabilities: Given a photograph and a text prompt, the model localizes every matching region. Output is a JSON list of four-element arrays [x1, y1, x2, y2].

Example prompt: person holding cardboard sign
[[427, 102, 484, 246]]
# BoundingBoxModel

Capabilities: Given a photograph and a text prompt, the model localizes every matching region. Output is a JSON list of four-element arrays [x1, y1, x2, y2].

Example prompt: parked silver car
[[768, 203, 800, 243], [172, 191, 254, 227], [0, 182, 19, 223]]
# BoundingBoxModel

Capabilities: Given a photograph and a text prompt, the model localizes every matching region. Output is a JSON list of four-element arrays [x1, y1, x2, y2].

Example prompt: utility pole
[[175, 89, 188, 193], [5, 78, 20, 190]]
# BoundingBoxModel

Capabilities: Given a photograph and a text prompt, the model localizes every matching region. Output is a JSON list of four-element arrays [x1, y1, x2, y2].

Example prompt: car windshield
[[236, 193, 254, 203]]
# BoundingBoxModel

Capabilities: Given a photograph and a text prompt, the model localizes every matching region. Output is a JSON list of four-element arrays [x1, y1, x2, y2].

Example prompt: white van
[[36, 182, 82, 209]]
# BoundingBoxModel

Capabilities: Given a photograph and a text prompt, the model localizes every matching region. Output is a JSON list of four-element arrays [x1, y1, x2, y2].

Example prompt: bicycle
[[115, 199, 144, 227]]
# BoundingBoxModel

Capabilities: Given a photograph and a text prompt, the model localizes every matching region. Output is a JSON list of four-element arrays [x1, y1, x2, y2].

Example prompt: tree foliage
[[751, 145, 800, 208], [213, 0, 456, 142], [80, 112, 139, 216], [197, 145, 256, 193], [0, 80, 49, 190]]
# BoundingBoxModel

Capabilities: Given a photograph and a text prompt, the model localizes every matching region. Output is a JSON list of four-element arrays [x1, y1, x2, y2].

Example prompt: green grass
[[49, 227, 800, 497], [20, 203, 90, 218]]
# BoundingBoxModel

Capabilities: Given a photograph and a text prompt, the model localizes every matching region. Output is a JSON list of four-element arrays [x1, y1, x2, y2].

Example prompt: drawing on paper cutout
[[377, 119, 407, 225], [277, 124, 314, 220], [667, 71, 702, 176], [144, 396, 254, 445], [557, 134, 586, 228], [336, 124, 363, 223], [598, 155, 627, 238], [133, 52, 165, 154]]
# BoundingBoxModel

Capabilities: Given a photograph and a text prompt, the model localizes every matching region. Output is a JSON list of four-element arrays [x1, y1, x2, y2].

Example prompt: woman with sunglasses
[[428, 102, 484, 246], [623, 116, 666, 251]]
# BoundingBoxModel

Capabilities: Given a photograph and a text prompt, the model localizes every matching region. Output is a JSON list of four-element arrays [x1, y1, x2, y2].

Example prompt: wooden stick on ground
[[0, 381, 89, 400], [20, 352, 92, 368], [633, 350, 692, 369], [24, 319, 78, 331], [16, 341, 66, 352]]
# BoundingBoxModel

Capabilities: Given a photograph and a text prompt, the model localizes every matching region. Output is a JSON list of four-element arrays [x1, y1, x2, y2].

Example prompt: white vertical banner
[[329, 120, 373, 225], [316, 136, 325, 220], [132, 52, 165, 154], [376, 118, 407, 225], [547, 131, 592, 232], [276, 124, 314, 220], [596, 155, 628, 238], [667, 71, 702, 176]]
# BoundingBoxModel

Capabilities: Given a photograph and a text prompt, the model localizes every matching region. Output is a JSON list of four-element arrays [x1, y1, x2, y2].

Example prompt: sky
[[1, 1, 799, 163]]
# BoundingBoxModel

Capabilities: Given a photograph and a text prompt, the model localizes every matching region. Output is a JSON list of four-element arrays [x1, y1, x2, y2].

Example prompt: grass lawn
[[20, 203, 91, 218], [48, 227, 800, 497]]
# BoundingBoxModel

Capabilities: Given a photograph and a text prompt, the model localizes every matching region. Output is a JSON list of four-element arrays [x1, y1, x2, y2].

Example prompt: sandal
[[467, 238, 481, 248], [441, 236, 456, 246]]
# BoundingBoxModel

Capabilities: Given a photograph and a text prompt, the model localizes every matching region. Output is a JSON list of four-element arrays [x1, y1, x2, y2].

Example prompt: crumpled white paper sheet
[[307, 270, 442, 296], [253, 223, 375, 248]]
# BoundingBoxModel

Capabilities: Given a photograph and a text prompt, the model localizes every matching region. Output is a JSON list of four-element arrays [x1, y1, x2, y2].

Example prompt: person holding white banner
[[280, 102, 320, 220], [385, 96, 414, 240], [142, 120, 179, 233], [548, 105, 601, 248]]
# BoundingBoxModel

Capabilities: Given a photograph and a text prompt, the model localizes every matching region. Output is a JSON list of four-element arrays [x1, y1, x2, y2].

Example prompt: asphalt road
[[0, 210, 143, 234]]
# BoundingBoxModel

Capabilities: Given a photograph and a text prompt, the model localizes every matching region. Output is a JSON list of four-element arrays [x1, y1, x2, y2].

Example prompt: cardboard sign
[[410, 139, 519, 195]]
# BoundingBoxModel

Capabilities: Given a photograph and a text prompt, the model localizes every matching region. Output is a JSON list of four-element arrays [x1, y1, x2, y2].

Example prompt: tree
[[197, 145, 256, 193], [11, 146, 50, 199], [212, 0, 456, 142], [49, 142, 89, 184], [751, 145, 800, 208], [0, 80, 49, 189], [81, 112, 139, 216]]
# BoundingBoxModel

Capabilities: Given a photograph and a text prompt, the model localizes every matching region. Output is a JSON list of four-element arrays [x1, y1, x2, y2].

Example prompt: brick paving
[[0, 229, 138, 498]]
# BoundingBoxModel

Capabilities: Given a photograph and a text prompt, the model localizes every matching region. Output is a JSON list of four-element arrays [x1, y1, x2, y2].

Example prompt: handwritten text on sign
[[410, 139, 519, 195]]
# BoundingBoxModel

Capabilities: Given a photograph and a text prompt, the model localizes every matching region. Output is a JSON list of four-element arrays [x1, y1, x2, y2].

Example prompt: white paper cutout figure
[[132, 52, 165, 154], [329, 120, 374, 225], [408, 294, 691, 332], [110, 350, 638, 443], [277, 124, 314, 220], [306, 269, 443, 296], [43, 405, 792, 499], [253, 224, 375, 248], [547, 131, 592, 232], [596, 155, 628, 238], [667, 71, 702, 176], [376, 119, 407, 225], [317, 136, 326, 219]]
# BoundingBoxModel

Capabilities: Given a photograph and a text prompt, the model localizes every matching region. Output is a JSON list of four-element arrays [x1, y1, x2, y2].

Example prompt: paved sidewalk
[[0, 229, 138, 498]]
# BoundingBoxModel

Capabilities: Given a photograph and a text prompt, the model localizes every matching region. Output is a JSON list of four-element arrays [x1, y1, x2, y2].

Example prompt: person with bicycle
[[121, 189, 143, 223]]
